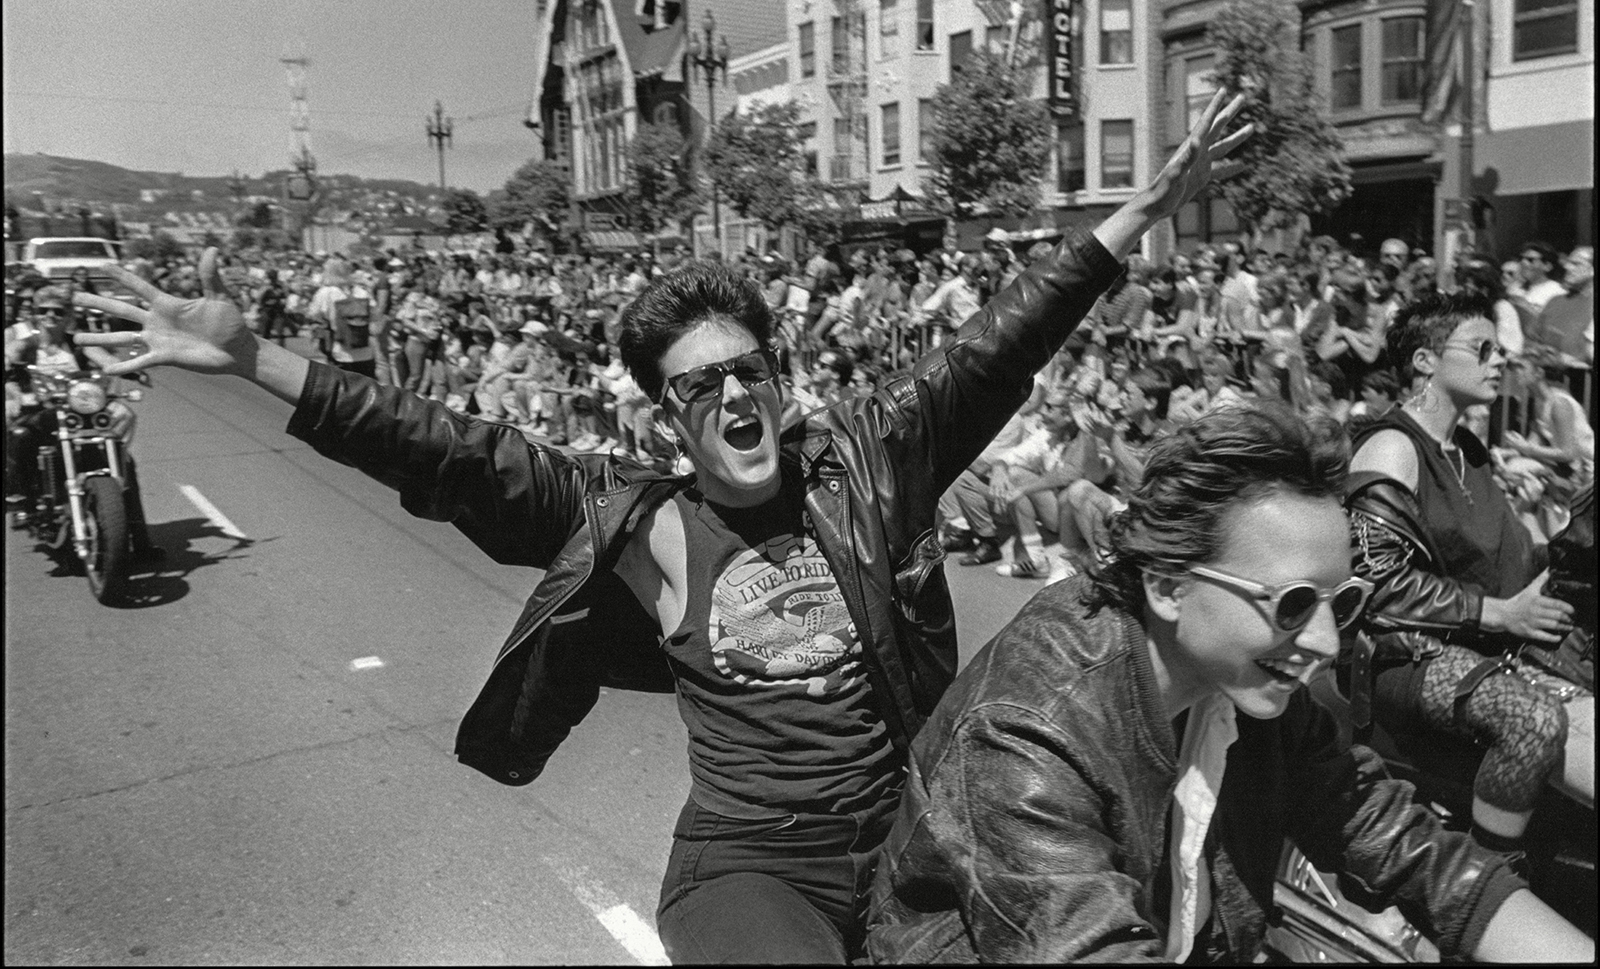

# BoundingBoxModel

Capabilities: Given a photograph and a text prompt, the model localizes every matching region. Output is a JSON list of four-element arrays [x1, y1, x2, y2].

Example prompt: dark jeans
[[657, 789, 899, 965]]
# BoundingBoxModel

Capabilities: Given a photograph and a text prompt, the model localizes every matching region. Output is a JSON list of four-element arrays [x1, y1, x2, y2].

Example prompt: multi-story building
[[785, 0, 1156, 252], [525, 0, 786, 251], [1155, 0, 1594, 263], [1469, 0, 1593, 257]]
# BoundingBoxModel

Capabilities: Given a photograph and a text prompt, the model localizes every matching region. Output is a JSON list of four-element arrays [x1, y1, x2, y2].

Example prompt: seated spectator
[[1530, 245, 1593, 370], [1516, 241, 1567, 315], [1502, 346, 1594, 492], [1349, 367, 1401, 428], [937, 408, 1040, 567], [986, 388, 1111, 580]]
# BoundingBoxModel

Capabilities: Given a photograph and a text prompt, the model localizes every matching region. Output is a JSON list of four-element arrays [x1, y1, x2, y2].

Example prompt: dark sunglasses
[[660, 348, 779, 405], [1441, 338, 1505, 365], [1188, 564, 1374, 631]]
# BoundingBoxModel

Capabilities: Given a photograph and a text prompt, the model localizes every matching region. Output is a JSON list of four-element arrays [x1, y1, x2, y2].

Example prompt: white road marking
[[177, 484, 248, 539], [348, 656, 385, 671], [544, 859, 669, 966]]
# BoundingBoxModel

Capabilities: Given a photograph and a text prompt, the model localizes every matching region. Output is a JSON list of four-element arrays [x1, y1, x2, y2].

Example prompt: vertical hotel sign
[[1048, 0, 1077, 118]]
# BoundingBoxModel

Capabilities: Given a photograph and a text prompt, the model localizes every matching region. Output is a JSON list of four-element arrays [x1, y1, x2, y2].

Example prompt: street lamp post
[[686, 9, 731, 252]]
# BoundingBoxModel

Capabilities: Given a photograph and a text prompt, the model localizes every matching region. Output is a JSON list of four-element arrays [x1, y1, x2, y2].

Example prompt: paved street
[[3, 348, 1044, 965]]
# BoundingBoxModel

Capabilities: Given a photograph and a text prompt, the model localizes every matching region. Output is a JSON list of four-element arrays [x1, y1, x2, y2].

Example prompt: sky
[[3, 0, 548, 194]]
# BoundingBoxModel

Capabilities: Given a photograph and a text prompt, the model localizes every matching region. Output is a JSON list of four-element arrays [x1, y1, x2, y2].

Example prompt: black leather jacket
[[866, 577, 1522, 963], [285, 229, 1122, 787]]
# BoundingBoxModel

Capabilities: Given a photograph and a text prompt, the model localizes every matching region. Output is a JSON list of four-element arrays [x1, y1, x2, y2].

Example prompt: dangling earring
[[1414, 377, 1440, 412]]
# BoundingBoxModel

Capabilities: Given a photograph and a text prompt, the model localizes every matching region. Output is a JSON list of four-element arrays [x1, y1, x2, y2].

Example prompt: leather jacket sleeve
[[886, 229, 1123, 492], [1344, 472, 1485, 641], [881, 702, 1168, 963], [286, 360, 587, 569], [1281, 694, 1523, 959]]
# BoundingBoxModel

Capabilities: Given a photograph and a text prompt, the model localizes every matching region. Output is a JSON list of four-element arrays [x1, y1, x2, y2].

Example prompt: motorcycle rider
[[4, 305, 160, 559], [867, 402, 1592, 963]]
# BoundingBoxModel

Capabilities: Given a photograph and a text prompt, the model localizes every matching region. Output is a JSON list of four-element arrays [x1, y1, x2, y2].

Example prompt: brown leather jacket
[[866, 577, 1522, 963], [285, 229, 1122, 787]]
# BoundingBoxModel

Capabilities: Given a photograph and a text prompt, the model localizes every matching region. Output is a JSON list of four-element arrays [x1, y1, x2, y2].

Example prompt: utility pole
[[1457, 1, 1475, 227], [282, 52, 319, 252], [426, 101, 454, 192], [686, 9, 730, 251]]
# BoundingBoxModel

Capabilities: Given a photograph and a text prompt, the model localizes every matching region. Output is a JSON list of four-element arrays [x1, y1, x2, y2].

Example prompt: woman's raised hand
[[72, 247, 256, 378]]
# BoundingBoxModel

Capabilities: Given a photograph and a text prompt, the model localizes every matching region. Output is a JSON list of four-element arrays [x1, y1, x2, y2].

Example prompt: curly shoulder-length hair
[[1085, 401, 1350, 616]]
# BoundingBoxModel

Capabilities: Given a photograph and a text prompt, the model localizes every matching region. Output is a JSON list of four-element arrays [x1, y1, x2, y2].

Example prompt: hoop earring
[[1414, 377, 1441, 412]]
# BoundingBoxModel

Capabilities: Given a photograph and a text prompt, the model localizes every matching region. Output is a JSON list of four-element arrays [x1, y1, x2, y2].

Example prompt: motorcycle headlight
[[66, 380, 108, 415]]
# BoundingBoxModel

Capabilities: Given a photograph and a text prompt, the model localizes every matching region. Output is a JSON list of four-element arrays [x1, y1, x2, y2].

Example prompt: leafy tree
[[233, 227, 259, 250], [704, 101, 804, 230], [442, 187, 489, 236], [702, 99, 852, 246], [199, 229, 225, 250], [490, 158, 572, 238], [624, 121, 699, 236], [924, 49, 1052, 220], [237, 200, 277, 229], [1207, 0, 1352, 236]]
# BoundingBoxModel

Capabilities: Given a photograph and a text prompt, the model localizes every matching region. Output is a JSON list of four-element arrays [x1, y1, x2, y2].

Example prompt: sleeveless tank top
[[1355, 409, 1537, 597], [661, 478, 897, 819]]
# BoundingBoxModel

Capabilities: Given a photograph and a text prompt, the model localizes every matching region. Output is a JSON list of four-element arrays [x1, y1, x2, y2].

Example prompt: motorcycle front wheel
[[81, 475, 129, 605]]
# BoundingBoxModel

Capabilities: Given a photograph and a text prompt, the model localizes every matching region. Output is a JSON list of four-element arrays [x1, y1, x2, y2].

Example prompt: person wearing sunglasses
[[1344, 291, 1592, 877], [70, 89, 1254, 965], [867, 402, 1590, 963]]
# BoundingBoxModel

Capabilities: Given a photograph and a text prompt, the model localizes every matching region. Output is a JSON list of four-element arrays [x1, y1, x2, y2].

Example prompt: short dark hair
[[1085, 402, 1349, 615], [1360, 368, 1401, 401], [1386, 290, 1496, 384], [616, 261, 774, 402]]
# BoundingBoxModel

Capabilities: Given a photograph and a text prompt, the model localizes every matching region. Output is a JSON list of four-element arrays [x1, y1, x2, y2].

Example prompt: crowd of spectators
[[5, 229, 1592, 578]]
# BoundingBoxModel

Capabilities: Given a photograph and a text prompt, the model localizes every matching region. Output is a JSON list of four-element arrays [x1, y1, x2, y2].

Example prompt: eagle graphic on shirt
[[708, 532, 863, 697]]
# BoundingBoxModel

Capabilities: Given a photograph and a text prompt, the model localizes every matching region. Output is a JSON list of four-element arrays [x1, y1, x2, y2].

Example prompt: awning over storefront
[[955, 207, 1109, 251], [583, 230, 644, 252], [1476, 119, 1595, 196]]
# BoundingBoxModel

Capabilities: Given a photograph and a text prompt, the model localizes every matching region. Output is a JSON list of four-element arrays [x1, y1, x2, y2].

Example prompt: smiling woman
[[866, 401, 1592, 964]]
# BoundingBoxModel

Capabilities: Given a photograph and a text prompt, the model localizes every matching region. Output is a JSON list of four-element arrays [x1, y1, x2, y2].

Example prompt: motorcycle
[[11, 364, 152, 605], [1265, 484, 1597, 962]]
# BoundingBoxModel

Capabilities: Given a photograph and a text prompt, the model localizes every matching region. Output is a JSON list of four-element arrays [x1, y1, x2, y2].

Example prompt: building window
[[949, 30, 973, 77], [1185, 54, 1215, 137], [1331, 24, 1362, 110], [833, 17, 849, 74], [1100, 0, 1133, 65], [798, 121, 819, 176], [881, 103, 901, 167], [1513, 0, 1579, 60], [881, 0, 899, 59], [986, 24, 1006, 54], [1380, 17, 1424, 104], [916, 0, 935, 51], [1056, 122, 1085, 193], [1101, 119, 1133, 189], [799, 22, 815, 78], [918, 98, 935, 161]]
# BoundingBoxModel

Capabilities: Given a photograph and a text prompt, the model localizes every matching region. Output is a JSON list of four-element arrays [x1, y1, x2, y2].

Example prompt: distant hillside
[[3, 153, 442, 215]]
